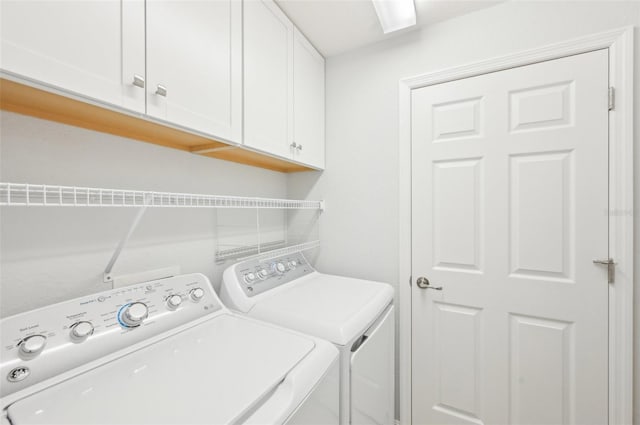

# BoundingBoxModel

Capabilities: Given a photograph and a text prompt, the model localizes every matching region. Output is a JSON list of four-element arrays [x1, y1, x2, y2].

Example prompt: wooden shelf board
[[0, 78, 314, 173], [199, 148, 310, 173]]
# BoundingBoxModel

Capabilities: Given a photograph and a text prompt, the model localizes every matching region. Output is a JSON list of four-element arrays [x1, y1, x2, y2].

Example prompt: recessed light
[[372, 0, 417, 34]]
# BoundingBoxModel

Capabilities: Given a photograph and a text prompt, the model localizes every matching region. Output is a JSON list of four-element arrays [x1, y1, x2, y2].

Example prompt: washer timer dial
[[118, 302, 149, 328]]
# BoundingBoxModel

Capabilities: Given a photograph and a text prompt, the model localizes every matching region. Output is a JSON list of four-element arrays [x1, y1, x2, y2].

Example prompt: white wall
[[0, 111, 288, 316], [287, 1, 640, 421]]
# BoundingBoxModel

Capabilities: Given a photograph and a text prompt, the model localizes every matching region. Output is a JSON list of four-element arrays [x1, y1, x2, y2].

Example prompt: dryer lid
[[6, 314, 315, 425], [248, 274, 394, 346]]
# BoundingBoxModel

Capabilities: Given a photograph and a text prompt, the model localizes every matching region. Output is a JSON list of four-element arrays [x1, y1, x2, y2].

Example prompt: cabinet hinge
[[608, 87, 615, 111]]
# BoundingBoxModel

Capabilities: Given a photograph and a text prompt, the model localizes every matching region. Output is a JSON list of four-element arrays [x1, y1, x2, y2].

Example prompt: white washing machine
[[0, 273, 339, 425], [221, 252, 394, 425]]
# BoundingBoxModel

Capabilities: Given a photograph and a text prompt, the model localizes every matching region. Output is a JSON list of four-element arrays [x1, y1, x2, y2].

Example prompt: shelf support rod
[[103, 195, 151, 284]]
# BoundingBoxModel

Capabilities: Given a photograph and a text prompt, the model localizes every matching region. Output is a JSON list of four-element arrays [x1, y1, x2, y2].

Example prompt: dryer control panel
[[0, 273, 222, 399], [233, 252, 315, 297]]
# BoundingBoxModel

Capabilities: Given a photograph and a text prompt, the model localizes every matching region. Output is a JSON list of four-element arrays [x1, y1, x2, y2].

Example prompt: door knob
[[416, 277, 442, 290]]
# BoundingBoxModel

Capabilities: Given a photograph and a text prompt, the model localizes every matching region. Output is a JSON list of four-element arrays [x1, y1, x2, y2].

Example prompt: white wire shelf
[[216, 240, 287, 262], [256, 240, 321, 262], [0, 183, 324, 210], [216, 240, 320, 263]]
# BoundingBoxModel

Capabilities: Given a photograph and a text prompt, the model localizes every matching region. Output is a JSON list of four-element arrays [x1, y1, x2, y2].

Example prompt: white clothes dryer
[[0, 273, 339, 425], [221, 252, 394, 425]]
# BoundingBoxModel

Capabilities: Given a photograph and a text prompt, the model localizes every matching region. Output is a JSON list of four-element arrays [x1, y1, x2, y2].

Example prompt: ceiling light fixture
[[372, 0, 416, 34]]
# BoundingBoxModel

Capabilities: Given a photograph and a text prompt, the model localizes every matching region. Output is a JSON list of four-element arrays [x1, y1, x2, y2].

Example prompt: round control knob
[[18, 335, 47, 359], [189, 287, 205, 302], [243, 272, 256, 284], [288, 260, 297, 269], [275, 262, 286, 274], [258, 269, 269, 279], [166, 294, 183, 311], [70, 321, 94, 342], [119, 302, 148, 328]]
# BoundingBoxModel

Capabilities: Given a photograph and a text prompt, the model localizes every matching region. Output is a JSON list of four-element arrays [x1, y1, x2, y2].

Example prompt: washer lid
[[248, 273, 394, 346], [6, 314, 314, 425]]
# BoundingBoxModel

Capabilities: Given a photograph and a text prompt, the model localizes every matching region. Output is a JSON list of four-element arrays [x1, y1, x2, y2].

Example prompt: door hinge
[[608, 87, 615, 111], [593, 258, 616, 283]]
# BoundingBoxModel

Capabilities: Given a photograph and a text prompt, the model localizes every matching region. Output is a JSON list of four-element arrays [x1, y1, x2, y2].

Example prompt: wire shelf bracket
[[103, 194, 151, 283]]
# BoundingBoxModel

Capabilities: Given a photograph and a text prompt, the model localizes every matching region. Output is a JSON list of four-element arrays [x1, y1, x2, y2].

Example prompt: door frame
[[398, 26, 634, 425]]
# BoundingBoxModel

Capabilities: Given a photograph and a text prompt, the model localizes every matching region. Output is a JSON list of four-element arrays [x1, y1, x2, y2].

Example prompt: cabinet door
[[146, 0, 242, 142], [292, 29, 325, 169], [243, 0, 293, 159], [0, 0, 145, 113]]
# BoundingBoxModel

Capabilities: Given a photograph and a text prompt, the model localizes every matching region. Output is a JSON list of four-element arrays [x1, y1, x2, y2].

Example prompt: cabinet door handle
[[290, 142, 297, 149], [133, 74, 145, 89], [296, 144, 303, 151], [155, 84, 167, 97]]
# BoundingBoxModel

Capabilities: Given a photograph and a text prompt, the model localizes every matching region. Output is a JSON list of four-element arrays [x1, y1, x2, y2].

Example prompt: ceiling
[[276, 0, 503, 57]]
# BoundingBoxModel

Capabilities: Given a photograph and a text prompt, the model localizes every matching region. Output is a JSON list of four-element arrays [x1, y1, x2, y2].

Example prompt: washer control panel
[[234, 252, 314, 297], [0, 273, 221, 398]]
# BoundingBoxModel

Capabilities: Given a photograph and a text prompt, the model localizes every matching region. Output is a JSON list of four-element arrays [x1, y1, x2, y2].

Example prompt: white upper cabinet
[[0, 0, 146, 113], [243, 0, 293, 159], [1, 0, 324, 170], [243, 0, 325, 169], [292, 28, 325, 169], [1, 0, 241, 143], [146, 0, 242, 142]]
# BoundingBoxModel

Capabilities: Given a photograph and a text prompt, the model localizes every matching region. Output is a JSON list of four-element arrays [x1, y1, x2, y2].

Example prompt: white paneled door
[[411, 50, 609, 425]]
